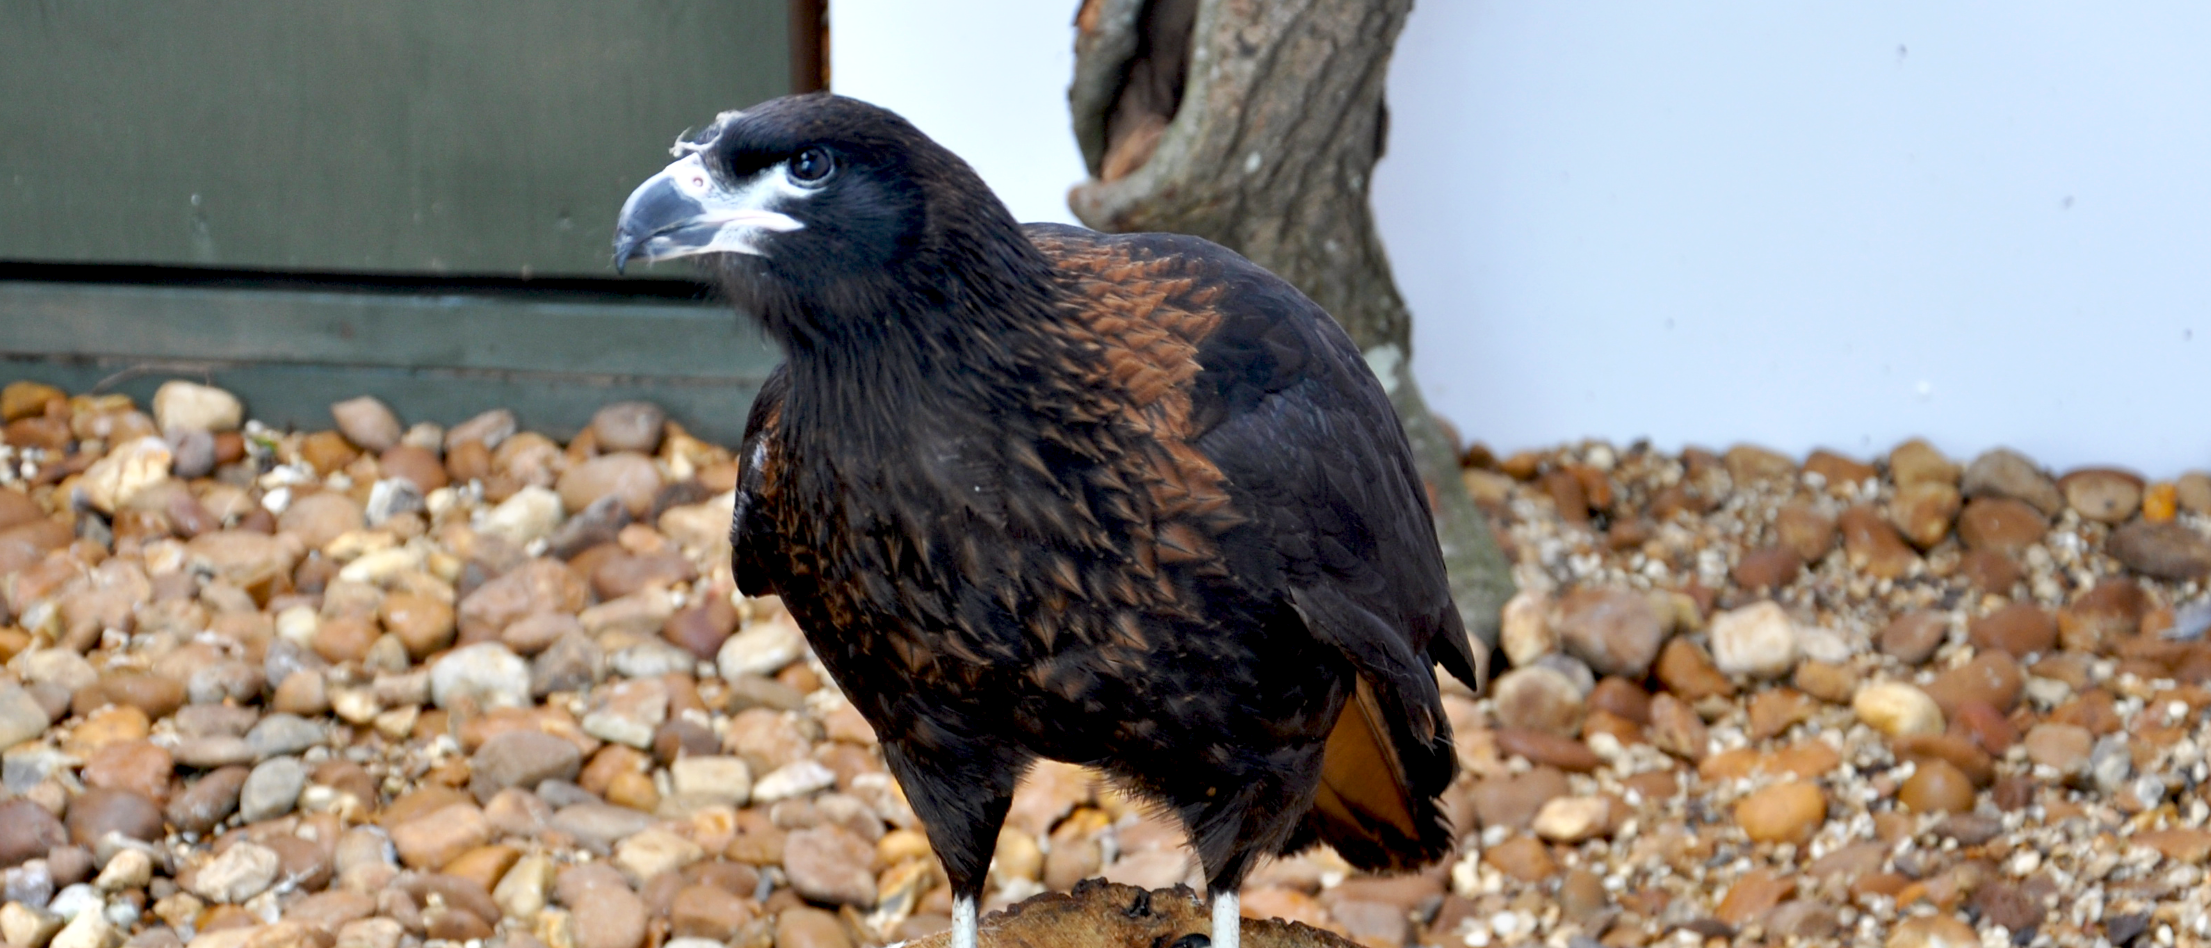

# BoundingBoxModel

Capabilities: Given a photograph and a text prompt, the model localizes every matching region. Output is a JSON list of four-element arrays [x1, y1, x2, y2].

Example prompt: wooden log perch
[[905, 881, 1358, 948], [1067, 0, 1513, 666]]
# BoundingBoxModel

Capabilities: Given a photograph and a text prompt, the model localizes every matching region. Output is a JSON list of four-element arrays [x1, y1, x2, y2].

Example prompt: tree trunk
[[1066, 0, 1513, 672]]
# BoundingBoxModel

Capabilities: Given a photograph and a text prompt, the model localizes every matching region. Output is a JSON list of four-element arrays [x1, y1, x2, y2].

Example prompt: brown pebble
[[1879, 611, 1948, 665], [1898, 759, 1976, 813], [1557, 868, 1609, 921], [2109, 521, 2211, 581], [81, 739, 174, 802], [2060, 467, 2144, 522], [1805, 450, 1877, 489], [1968, 604, 2056, 658], [1924, 650, 2023, 716], [1553, 587, 1666, 678], [168, 766, 250, 834], [1768, 741, 1843, 779], [426, 907, 494, 942], [1991, 776, 2034, 811], [1969, 879, 2044, 935], [1888, 439, 1959, 486], [1733, 546, 1803, 590], [1539, 469, 1590, 527], [1621, 769, 1679, 802], [1490, 667, 1585, 738], [1654, 638, 1734, 701], [381, 591, 457, 659], [1774, 502, 1838, 562], [1467, 768, 1571, 833], [1492, 728, 1602, 773], [2049, 689, 2122, 734], [272, 670, 330, 716], [379, 445, 450, 492], [389, 802, 492, 869], [1893, 734, 1994, 787], [664, 596, 741, 660], [2058, 579, 2146, 654], [1957, 497, 2048, 555], [443, 845, 521, 894], [65, 787, 164, 846], [1792, 661, 1858, 704], [1889, 915, 1980, 948], [1950, 701, 2020, 755], [0, 798, 68, 866], [1480, 836, 1557, 883], [2130, 830, 2211, 870], [446, 439, 493, 483], [1588, 676, 1651, 724], [1715, 868, 1795, 926], [1747, 689, 1817, 740], [592, 550, 698, 600], [1582, 709, 1642, 748], [774, 905, 852, 948], [313, 615, 380, 664], [1888, 481, 1961, 550], [1838, 505, 1919, 579], [1736, 782, 1825, 845], [1957, 549, 2025, 593], [652, 719, 720, 766], [96, 670, 186, 720], [671, 883, 756, 941], [2022, 723, 2093, 774], [1649, 693, 1709, 762]]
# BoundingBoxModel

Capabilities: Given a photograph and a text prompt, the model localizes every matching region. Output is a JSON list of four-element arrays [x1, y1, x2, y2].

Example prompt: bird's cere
[[671, 109, 745, 157], [612, 153, 803, 271]]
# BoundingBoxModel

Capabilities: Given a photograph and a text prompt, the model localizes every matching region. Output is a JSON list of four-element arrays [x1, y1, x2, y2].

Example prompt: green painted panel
[[0, 282, 782, 445], [0, 1, 791, 278], [0, 282, 779, 379]]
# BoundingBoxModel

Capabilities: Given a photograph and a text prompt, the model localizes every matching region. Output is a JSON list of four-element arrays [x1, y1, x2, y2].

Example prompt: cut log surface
[[903, 882, 1357, 948]]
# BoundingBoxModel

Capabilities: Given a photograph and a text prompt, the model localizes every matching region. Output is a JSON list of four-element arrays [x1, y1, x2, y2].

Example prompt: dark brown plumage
[[615, 93, 1479, 930]]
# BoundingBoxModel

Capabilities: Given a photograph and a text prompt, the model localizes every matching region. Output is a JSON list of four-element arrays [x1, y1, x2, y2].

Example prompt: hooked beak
[[613, 153, 804, 273]]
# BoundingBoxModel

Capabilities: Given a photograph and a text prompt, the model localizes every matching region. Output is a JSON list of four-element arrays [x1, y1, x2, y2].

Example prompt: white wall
[[830, 3, 2211, 476], [828, 1, 1085, 226]]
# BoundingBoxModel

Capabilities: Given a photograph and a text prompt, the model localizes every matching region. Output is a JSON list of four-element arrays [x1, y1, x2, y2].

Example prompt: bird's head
[[614, 94, 1043, 348]]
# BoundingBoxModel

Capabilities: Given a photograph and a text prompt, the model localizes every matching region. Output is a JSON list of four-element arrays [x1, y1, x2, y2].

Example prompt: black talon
[[1126, 889, 1153, 918], [1172, 935, 1211, 948]]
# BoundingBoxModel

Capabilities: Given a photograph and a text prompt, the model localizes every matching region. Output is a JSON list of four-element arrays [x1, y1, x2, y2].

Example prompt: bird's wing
[[1027, 223, 1473, 694], [731, 363, 793, 599], [1029, 223, 1472, 866]]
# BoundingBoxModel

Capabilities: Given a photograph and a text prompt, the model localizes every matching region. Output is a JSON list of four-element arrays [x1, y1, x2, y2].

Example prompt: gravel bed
[[3, 377, 2211, 948]]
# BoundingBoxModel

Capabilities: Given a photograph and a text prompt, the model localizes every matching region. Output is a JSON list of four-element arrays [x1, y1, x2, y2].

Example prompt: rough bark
[[1067, 0, 1512, 670]]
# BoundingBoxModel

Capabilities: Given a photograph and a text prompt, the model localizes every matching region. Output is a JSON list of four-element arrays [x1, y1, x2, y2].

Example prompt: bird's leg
[[953, 892, 979, 948], [1184, 763, 1319, 948], [879, 738, 1028, 948], [1209, 888, 1240, 948]]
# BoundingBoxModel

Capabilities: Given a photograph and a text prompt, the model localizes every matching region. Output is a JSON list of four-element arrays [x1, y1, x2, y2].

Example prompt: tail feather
[[1305, 678, 1456, 872]]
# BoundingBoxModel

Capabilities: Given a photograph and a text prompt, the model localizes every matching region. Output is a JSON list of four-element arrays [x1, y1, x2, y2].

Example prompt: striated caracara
[[613, 93, 1480, 948]]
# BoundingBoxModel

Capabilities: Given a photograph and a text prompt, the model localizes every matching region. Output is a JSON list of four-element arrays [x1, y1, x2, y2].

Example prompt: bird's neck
[[775, 251, 1094, 451]]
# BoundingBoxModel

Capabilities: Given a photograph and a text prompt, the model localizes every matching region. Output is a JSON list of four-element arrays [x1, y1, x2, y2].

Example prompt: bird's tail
[[1303, 677, 1457, 872]]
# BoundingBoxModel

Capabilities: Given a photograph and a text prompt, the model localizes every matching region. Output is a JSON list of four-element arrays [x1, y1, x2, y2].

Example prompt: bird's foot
[[953, 894, 978, 948], [1210, 889, 1239, 948]]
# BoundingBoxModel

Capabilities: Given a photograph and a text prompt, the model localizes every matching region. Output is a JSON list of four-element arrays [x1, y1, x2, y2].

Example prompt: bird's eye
[[789, 147, 835, 185]]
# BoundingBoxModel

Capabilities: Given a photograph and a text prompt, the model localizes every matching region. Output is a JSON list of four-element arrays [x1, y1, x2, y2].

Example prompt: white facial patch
[[640, 153, 807, 260]]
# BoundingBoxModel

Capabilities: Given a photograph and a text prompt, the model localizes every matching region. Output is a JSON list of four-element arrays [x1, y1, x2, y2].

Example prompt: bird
[[613, 93, 1481, 948]]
